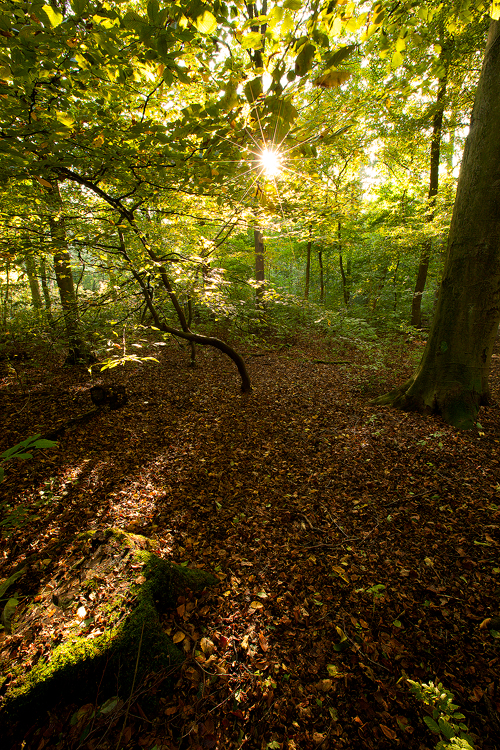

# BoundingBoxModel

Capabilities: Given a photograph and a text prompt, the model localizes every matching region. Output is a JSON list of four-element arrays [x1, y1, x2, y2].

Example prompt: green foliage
[[0, 434, 57, 483], [408, 679, 475, 750]]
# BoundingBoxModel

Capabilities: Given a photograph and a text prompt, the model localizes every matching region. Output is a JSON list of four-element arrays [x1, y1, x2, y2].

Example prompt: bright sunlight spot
[[260, 147, 282, 177]]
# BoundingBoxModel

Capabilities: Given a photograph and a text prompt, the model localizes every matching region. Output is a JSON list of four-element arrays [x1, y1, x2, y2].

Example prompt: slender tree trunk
[[411, 53, 449, 328], [254, 228, 265, 305], [1, 257, 10, 328], [304, 225, 312, 300], [337, 220, 350, 307], [25, 254, 43, 311], [45, 181, 91, 364], [318, 248, 324, 303], [39, 255, 55, 327], [375, 21, 500, 429]]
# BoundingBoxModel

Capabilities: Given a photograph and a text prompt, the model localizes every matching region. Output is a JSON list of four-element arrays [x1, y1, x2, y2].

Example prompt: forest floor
[[0, 329, 499, 750]]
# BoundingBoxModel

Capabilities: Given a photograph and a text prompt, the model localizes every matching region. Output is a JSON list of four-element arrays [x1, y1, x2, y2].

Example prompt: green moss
[[1, 529, 217, 731]]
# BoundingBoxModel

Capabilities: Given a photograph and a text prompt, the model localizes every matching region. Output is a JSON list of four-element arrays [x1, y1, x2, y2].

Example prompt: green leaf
[[295, 43, 315, 76], [194, 11, 217, 34], [423, 716, 441, 734], [244, 77, 263, 103], [0, 568, 25, 599], [32, 439, 58, 449], [283, 0, 302, 9], [324, 44, 356, 68], [13, 453, 33, 460], [42, 5, 64, 27], [241, 32, 263, 50], [438, 717, 456, 740]]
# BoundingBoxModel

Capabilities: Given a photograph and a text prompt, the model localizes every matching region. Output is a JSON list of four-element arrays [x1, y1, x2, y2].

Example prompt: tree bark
[[375, 21, 500, 429], [45, 181, 90, 363], [254, 228, 265, 305], [25, 253, 43, 311], [318, 248, 324, 303], [39, 255, 55, 327], [337, 221, 350, 307], [411, 56, 448, 328], [304, 233, 312, 300]]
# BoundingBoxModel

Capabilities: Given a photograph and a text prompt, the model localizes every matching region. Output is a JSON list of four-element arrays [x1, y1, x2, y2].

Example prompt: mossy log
[[0, 528, 217, 734]]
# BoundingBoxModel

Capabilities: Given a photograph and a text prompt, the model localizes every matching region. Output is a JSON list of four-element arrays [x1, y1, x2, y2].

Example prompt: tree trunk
[[24, 254, 43, 311], [254, 228, 265, 305], [39, 255, 55, 327], [304, 225, 312, 300], [318, 248, 324, 303], [45, 181, 91, 364], [375, 21, 500, 429], [337, 221, 350, 307], [410, 52, 448, 328]]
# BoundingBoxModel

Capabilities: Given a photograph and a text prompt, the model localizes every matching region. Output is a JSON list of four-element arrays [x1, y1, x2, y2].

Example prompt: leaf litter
[[0, 332, 499, 749]]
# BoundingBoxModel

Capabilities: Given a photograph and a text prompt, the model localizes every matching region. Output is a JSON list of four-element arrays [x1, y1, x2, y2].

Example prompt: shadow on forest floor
[[1, 331, 499, 749]]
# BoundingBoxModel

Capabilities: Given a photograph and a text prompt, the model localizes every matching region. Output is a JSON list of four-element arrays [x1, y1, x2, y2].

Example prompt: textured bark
[[375, 21, 500, 428], [411, 57, 448, 328]]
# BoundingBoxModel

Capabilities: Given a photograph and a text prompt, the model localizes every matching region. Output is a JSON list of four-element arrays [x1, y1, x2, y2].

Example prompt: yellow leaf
[[56, 111, 75, 128], [250, 600, 264, 609], [93, 134, 104, 147], [395, 37, 406, 52], [42, 4, 63, 26], [314, 69, 352, 89], [491, 1, 500, 20], [194, 10, 217, 34], [172, 631, 185, 643], [391, 50, 404, 68], [330, 16, 343, 36]]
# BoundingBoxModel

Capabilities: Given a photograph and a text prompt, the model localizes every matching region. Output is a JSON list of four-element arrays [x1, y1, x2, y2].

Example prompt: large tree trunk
[[375, 20, 500, 429], [45, 181, 91, 364], [411, 54, 448, 328]]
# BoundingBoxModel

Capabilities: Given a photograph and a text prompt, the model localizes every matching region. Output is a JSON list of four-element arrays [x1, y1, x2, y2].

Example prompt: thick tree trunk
[[411, 58, 448, 328], [45, 181, 91, 364], [254, 228, 265, 305], [375, 21, 500, 429]]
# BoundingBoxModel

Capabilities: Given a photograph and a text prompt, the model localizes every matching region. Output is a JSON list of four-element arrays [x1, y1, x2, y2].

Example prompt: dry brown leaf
[[172, 631, 185, 644], [258, 631, 268, 651]]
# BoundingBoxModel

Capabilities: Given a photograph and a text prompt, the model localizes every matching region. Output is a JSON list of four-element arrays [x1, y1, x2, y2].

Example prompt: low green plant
[[0, 434, 57, 483], [408, 679, 475, 749]]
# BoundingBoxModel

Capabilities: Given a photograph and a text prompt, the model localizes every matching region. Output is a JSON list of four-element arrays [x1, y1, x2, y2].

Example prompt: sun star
[[260, 147, 282, 177]]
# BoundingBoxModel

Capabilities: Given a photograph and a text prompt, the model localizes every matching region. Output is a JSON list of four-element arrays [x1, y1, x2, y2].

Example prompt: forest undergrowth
[[0, 330, 499, 750]]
